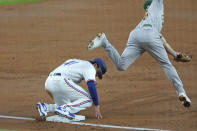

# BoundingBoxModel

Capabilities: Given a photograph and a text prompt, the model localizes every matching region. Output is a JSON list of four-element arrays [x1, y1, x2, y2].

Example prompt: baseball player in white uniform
[[87, 0, 191, 107], [36, 58, 107, 120]]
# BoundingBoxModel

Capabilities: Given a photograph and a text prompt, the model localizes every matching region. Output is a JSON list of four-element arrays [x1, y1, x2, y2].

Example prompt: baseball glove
[[174, 53, 192, 62]]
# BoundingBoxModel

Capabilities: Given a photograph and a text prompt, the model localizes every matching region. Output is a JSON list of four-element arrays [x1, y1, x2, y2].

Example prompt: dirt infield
[[0, 0, 197, 130]]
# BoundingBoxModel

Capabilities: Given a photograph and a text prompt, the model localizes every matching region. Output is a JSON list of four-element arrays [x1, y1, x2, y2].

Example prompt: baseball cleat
[[55, 106, 75, 120], [36, 102, 48, 117], [178, 93, 191, 107], [87, 32, 106, 51]]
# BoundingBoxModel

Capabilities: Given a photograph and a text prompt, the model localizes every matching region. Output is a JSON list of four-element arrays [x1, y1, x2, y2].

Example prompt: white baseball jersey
[[136, 0, 164, 33], [45, 59, 96, 113], [51, 59, 96, 84]]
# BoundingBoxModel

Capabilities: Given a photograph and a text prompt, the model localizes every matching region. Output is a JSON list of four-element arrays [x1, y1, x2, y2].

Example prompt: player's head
[[91, 58, 107, 79], [143, 0, 152, 11]]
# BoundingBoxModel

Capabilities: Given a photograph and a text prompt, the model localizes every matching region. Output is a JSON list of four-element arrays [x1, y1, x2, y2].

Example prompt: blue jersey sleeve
[[87, 81, 99, 105]]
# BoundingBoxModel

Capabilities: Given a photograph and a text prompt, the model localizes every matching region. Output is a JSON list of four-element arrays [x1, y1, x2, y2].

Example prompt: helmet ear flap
[[93, 63, 103, 80], [97, 67, 103, 80], [91, 58, 107, 78]]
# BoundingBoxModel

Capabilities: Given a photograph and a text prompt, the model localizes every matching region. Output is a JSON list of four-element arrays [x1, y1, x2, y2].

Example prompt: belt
[[49, 73, 61, 76], [143, 24, 152, 27]]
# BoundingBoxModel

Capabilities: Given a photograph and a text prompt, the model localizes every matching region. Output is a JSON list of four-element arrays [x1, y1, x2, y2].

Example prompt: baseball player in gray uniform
[[143, 0, 192, 63], [36, 58, 107, 120], [87, 0, 191, 107]]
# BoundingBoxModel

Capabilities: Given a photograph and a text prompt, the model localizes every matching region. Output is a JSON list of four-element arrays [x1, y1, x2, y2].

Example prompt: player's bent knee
[[116, 62, 129, 71], [88, 99, 93, 107], [80, 98, 93, 107], [116, 65, 127, 71]]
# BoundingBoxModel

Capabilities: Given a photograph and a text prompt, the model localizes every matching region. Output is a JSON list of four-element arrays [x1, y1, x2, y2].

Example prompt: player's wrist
[[174, 52, 180, 58]]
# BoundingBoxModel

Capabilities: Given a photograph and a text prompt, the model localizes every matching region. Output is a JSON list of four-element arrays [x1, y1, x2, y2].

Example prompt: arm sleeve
[[87, 81, 99, 106], [161, 36, 177, 57]]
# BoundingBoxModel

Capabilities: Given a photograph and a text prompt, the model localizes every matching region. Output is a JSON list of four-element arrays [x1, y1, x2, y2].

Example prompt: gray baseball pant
[[103, 27, 186, 95]]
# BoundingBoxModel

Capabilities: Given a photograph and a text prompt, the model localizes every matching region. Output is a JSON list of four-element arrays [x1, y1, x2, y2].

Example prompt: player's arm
[[161, 36, 192, 62], [87, 81, 102, 119], [161, 36, 177, 57]]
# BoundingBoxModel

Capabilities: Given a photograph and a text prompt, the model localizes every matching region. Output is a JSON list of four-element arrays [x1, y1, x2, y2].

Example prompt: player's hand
[[174, 52, 192, 62], [94, 105, 103, 119]]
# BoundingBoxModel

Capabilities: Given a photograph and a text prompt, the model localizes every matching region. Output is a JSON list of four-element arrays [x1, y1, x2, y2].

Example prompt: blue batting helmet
[[92, 58, 107, 79]]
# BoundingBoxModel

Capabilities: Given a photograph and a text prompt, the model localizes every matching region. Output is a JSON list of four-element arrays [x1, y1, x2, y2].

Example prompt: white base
[[46, 115, 85, 122]]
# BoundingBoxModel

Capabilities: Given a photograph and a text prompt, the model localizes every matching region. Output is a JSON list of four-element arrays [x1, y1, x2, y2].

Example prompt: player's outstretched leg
[[87, 32, 107, 51], [178, 93, 191, 107], [55, 106, 75, 120]]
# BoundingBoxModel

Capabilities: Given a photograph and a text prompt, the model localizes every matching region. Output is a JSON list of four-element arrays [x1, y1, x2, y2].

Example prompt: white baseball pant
[[45, 75, 92, 113]]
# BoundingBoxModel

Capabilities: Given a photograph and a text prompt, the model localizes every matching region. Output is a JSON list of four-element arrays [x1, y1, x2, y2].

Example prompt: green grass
[[0, 129, 16, 131], [0, 0, 45, 6]]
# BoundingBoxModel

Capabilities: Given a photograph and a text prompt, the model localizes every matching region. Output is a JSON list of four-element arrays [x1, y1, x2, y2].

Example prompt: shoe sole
[[55, 111, 75, 120], [179, 95, 191, 107], [97, 32, 103, 37], [36, 106, 47, 121], [93, 32, 103, 40], [87, 32, 103, 51], [87, 41, 94, 50]]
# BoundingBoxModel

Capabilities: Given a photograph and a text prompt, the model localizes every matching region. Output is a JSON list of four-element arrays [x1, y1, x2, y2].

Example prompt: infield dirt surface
[[0, 0, 197, 131]]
